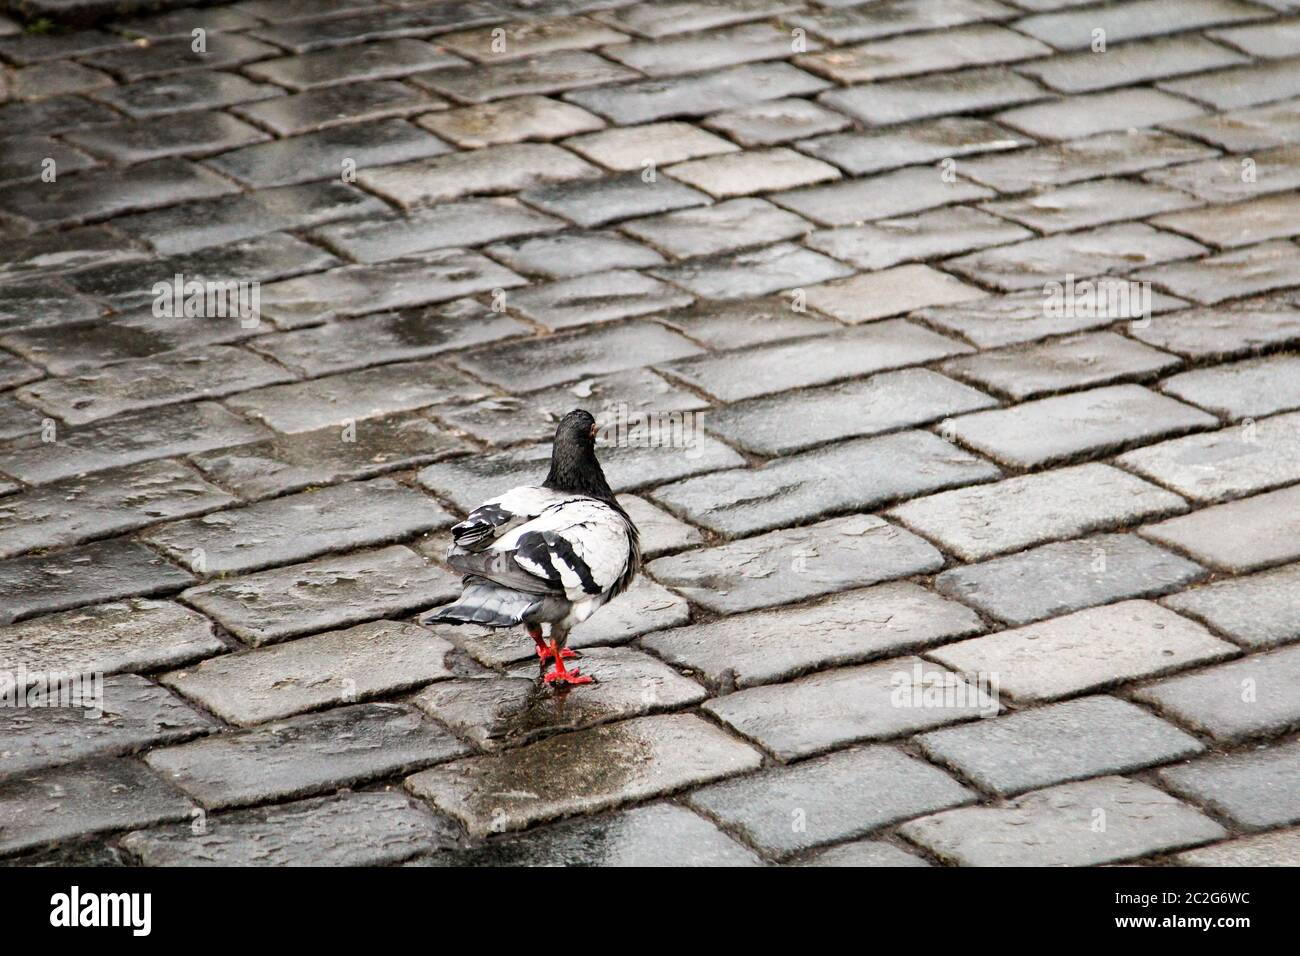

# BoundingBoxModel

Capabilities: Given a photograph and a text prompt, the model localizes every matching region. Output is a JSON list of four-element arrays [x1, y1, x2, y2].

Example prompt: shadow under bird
[[421, 409, 641, 685]]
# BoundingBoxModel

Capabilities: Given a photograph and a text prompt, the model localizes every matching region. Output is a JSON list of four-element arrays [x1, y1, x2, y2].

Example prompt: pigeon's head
[[545, 409, 614, 500], [554, 408, 598, 448]]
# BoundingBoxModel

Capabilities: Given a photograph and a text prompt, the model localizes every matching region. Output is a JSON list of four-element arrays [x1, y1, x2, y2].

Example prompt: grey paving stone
[[948, 384, 1218, 469], [417, 49, 636, 103], [918, 696, 1204, 797], [260, 273, 517, 339], [947, 223, 1206, 292], [249, 2, 503, 51], [507, 270, 692, 329], [0, 540, 196, 626], [704, 97, 849, 147], [414, 646, 704, 749], [654, 296, 838, 349], [486, 229, 665, 277], [690, 745, 973, 858], [650, 242, 851, 299], [0, 350, 42, 390], [0, 225, 146, 286], [1162, 563, 1300, 650], [206, 119, 451, 189], [62, 111, 267, 164], [565, 121, 739, 171], [900, 776, 1227, 866], [245, 38, 465, 90], [62, 232, 337, 311], [983, 180, 1201, 236], [1175, 827, 1300, 866], [1162, 58, 1300, 110], [0, 29, 129, 65], [522, 171, 710, 228], [666, 148, 839, 199], [236, 81, 443, 137], [417, 432, 743, 511], [1016, 34, 1249, 92], [1143, 144, 1300, 203], [122, 792, 457, 867], [144, 478, 451, 577], [407, 713, 761, 835], [190, 414, 473, 501], [81, 33, 280, 81], [414, 802, 762, 867], [806, 265, 987, 323], [183, 545, 461, 647], [439, 366, 705, 446], [16, 346, 295, 427], [1136, 240, 1300, 304], [113, 181, 386, 257], [0, 396, 40, 441], [8, 309, 236, 373], [701, 368, 998, 455], [1154, 193, 1300, 249], [1161, 353, 1300, 420], [889, 463, 1189, 562], [0, 157, 237, 228], [163, 620, 457, 727], [363, 143, 600, 207], [660, 319, 972, 402], [819, 66, 1045, 126], [935, 533, 1206, 627], [605, 21, 819, 76], [959, 129, 1217, 192], [455, 319, 704, 391], [1210, 18, 1300, 57], [594, 0, 799, 37], [1124, 300, 1300, 359], [929, 600, 1237, 704], [439, 574, 688, 665], [116, 5, 262, 37], [0, 135, 97, 187], [796, 116, 1027, 178], [618, 494, 704, 558], [1119, 411, 1300, 502], [1013, 0, 1268, 50], [1162, 95, 1300, 152], [418, 95, 601, 148], [797, 840, 932, 867], [643, 581, 983, 689], [0, 598, 221, 676], [0, 402, 269, 486], [799, 24, 1049, 83], [0, 281, 104, 337], [314, 200, 561, 263], [0, 758, 193, 857], [1142, 484, 1300, 573], [566, 61, 829, 124], [942, 332, 1182, 401], [807, 206, 1031, 271], [1133, 644, 1300, 743], [1159, 740, 1300, 830], [0, 674, 216, 777], [705, 657, 996, 761], [772, 166, 993, 227], [437, 15, 629, 61], [0, 459, 235, 560], [648, 513, 944, 615], [789, 0, 1014, 44], [147, 702, 468, 810], [91, 71, 283, 119], [653, 430, 999, 538]]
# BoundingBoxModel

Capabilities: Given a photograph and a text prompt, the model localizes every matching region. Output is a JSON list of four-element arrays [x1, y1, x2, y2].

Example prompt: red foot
[[535, 644, 576, 660], [543, 666, 593, 686]]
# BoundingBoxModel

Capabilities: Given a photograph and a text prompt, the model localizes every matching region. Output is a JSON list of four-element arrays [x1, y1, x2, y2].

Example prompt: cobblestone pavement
[[1, 0, 1299, 867]]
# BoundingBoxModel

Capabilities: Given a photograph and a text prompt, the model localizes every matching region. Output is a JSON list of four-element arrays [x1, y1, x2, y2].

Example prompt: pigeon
[[421, 409, 640, 685]]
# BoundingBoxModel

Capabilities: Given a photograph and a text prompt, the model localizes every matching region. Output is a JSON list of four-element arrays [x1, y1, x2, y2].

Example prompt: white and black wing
[[449, 486, 570, 552], [498, 499, 637, 603]]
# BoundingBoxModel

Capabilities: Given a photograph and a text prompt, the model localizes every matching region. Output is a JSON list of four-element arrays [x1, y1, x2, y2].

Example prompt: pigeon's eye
[[589, 424, 597, 439]]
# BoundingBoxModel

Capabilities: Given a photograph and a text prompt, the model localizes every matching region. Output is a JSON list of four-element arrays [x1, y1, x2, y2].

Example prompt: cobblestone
[[3, 0, 1298, 867]]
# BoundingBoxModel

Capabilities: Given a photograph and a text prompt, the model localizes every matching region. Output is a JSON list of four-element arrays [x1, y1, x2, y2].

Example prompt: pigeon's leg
[[542, 629, 592, 685], [530, 624, 574, 660]]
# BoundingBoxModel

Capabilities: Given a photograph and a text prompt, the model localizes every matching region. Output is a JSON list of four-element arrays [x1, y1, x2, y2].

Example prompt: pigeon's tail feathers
[[420, 578, 540, 628]]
